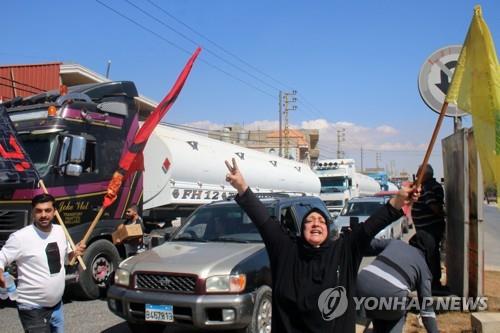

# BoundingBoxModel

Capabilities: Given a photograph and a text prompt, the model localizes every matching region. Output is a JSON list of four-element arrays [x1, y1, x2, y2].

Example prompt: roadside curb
[[485, 265, 500, 272]]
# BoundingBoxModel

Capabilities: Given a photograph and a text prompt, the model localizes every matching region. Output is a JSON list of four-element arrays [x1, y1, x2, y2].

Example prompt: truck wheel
[[244, 286, 272, 333], [127, 322, 164, 333], [73, 239, 120, 299]]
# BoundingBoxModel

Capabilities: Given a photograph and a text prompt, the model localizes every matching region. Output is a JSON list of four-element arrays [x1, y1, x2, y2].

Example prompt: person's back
[[357, 235, 438, 333], [364, 240, 429, 291]]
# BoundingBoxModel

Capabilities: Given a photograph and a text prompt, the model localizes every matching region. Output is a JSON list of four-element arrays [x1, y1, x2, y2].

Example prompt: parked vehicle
[[0, 81, 320, 299], [107, 194, 330, 333], [333, 196, 404, 240], [365, 171, 399, 191], [313, 159, 380, 216]]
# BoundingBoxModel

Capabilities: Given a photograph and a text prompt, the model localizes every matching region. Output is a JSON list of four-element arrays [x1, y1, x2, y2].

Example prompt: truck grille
[[0, 210, 28, 233], [135, 273, 196, 293], [325, 200, 344, 207]]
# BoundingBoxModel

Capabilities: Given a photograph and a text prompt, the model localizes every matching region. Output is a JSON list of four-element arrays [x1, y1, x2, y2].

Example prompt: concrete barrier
[[471, 312, 500, 333]]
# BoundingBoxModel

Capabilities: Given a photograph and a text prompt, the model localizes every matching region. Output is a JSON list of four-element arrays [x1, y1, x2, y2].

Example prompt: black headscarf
[[409, 230, 436, 269], [293, 208, 336, 308]]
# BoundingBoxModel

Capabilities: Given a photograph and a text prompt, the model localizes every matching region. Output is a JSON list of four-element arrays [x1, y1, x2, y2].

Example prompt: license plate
[[145, 304, 174, 322]]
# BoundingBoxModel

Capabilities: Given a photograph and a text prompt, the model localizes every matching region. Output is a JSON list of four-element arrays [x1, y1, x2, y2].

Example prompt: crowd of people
[[0, 160, 447, 333]]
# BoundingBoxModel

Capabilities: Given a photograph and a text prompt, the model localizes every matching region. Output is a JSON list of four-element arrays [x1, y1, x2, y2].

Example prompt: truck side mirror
[[66, 164, 83, 177], [69, 136, 86, 163], [58, 135, 86, 176]]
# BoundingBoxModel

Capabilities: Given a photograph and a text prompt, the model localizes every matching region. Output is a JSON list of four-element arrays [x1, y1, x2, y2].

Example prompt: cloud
[[182, 118, 422, 151], [301, 119, 330, 130], [376, 125, 399, 136], [179, 118, 441, 177]]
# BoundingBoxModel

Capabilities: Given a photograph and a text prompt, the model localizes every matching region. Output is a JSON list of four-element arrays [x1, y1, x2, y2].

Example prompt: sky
[[2, 0, 500, 180]]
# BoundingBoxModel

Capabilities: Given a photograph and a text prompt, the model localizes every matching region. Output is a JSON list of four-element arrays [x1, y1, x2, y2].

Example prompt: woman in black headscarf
[[225, 158, 419, 333]]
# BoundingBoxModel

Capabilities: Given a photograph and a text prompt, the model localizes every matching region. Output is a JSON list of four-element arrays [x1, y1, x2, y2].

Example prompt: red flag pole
[[72, 48, 202, 265], [414, 102, 449, 189]]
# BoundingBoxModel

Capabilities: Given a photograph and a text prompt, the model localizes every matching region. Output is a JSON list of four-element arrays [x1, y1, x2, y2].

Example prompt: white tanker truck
[[142, 123, 321, 225], [313, 158, 380, 216]]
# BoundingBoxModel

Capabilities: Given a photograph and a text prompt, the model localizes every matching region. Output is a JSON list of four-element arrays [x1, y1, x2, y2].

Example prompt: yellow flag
[[446, 5, 500, 204]]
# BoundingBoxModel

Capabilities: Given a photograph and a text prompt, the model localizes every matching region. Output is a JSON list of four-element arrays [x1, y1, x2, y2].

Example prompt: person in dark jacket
[[357, 232, 439, 333], [224, 158, 419, 333], [411, 164, 445, 288]]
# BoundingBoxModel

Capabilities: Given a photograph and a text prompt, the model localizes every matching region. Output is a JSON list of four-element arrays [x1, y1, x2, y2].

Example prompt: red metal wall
[[0, 63, 61, 101]]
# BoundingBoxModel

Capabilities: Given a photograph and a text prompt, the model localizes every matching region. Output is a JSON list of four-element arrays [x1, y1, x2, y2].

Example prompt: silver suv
[[333, 196, 404, 240], [107, 194, 330, 333]]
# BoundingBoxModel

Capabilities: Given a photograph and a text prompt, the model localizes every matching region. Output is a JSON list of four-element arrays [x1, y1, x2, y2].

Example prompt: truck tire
[[127, 322, 165, 333], [72, 239, 120, 299], [242, 286, 272, 333]]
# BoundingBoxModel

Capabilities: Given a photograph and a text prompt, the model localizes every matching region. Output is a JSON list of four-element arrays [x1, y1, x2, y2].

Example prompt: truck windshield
[[172, 205, 274, 243], [320, 177, 348, 193], [18, 133, 58, 176]]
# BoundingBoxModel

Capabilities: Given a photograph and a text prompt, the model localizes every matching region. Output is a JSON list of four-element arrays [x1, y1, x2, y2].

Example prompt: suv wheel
[[243, 286, 272, 333]]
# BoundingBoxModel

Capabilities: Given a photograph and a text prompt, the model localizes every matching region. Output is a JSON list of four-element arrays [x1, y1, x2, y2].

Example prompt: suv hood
[[121, 241, 265, 278]]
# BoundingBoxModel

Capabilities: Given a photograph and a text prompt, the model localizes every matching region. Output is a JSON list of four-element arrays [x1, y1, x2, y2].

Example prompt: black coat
[[236, 189, 403, 333]]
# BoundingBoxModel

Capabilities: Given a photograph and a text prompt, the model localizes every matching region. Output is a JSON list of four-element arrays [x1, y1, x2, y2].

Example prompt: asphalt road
[[483, 203, 500, 268], [0, 297, 199, 333]]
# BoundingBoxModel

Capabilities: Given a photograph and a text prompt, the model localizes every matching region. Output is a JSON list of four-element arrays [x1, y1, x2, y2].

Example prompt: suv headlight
[[205, 274, 246, 293], [115, 268, 131, 287]]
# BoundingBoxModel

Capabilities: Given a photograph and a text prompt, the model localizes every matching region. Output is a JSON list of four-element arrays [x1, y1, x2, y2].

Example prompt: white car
[[333, 196, 404, 240]]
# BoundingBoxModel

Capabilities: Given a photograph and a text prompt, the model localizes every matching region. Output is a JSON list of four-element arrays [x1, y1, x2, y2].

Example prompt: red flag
[[102, 47, 201, 208], [0, 105, 40, 185]]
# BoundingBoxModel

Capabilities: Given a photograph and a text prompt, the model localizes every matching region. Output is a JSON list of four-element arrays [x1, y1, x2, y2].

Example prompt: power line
[[0, 82, 40, 96], [99, 1, 331, 120], [125, 0, 281, 94], [145, 0, 295, 91], [0, 75, 45, 93], [95, 0, 276, 99]]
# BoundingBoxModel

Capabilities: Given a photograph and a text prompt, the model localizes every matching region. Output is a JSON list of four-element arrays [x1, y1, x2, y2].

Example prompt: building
[[208, 126, 319, 165], [0, 62, 156, 120]]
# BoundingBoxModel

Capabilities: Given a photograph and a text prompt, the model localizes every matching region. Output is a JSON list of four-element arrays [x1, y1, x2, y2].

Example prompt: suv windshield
[[341, 201, 383, 216], [18, 133, 58, 176], [172, 204, 275, 243]]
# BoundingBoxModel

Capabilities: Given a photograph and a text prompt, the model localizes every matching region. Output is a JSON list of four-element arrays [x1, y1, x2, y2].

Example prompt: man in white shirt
[[0, 194, 85, 333]]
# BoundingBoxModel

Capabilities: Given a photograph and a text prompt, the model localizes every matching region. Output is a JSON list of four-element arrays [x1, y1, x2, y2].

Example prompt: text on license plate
[[145, 304, 174, 322]]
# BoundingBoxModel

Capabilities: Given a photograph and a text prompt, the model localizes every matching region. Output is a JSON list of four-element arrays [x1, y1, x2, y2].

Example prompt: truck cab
[[314, 159, 356, 216], [0, 81, 143, 299]]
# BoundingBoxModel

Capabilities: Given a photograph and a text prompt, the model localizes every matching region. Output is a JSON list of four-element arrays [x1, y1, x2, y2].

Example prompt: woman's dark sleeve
[[351, 203, 403, 259], [235, 188, 292, 258]]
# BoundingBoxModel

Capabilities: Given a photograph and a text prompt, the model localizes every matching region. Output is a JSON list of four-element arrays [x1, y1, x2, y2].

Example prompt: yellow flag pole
[[69, 206, 105, 266], [38, 180, 86, 270], [414, 102, 449, 189]]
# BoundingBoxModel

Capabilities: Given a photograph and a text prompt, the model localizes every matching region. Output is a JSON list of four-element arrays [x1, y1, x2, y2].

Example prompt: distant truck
[[313, 159, 380, 216], [366, 171, 399, 191], [0, 81, 320, 299]]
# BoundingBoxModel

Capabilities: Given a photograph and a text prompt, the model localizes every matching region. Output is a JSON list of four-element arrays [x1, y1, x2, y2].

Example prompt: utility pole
[[105, 60, 112, 79], [283, 90, 297, 159], [376, 152, 382, 169], [279, 91, 282, 157], [360, 145, 364, 172], [336, 128, 346, 159]]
